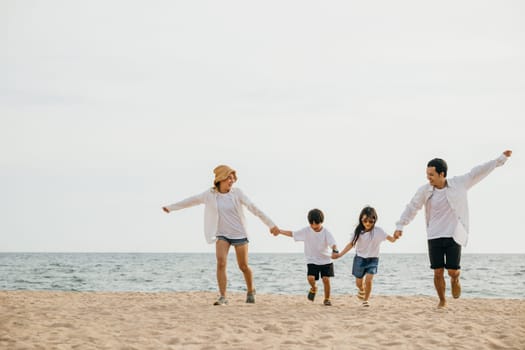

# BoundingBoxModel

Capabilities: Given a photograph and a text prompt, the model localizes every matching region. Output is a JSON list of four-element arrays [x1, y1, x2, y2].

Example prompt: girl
[[333, 206, 396, 306]]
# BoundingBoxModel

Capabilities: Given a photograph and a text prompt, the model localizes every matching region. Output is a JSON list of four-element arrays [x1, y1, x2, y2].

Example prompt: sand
[[1, 291, 523, 350]]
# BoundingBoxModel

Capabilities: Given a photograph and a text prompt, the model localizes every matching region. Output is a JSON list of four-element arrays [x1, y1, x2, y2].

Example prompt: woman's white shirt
[[216, 191, 246, 239], [164, 187, 275, 244]]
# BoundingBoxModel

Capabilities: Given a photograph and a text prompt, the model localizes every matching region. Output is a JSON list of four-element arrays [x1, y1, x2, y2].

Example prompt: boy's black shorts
[[307, 263, 334, 280]]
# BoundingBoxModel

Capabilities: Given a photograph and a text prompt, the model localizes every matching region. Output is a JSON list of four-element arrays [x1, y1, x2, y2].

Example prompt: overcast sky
[[2, 1, 524, 254]]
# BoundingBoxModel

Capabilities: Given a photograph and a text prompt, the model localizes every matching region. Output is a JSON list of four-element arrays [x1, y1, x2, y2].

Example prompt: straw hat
[[213, 165, 237, 185]]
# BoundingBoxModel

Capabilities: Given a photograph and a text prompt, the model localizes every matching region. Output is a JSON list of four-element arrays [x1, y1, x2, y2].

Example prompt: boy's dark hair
[[307, 208, 324, 225], [427, 158, 448, 177]]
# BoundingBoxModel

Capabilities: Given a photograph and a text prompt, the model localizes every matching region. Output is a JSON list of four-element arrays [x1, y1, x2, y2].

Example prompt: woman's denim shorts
[[216, 235, 249, 246]]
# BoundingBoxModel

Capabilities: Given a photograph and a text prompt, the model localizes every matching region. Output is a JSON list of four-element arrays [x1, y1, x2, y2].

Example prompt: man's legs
[[445, 240, 462, 299], [448, 269, 461, 298], [433, 268, 447, 308], [432, 269, 461, 307], [429, 238, 449, 307]]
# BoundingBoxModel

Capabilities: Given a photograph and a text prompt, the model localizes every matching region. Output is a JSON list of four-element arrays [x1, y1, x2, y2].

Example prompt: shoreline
[[1, 288, 524, 300], [1, 291, 524, 349]]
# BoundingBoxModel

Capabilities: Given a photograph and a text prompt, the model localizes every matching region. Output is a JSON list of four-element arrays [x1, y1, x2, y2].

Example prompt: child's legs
[[320, 263, 334, 300], [307, 264, 320, 290], [355, 277, 364, 291], [360, 257, 378, 301], [322, 276, 331, 300], [307, 275, 317, 290], [363, 273, 374, 301], [352, 256, 365, 292]]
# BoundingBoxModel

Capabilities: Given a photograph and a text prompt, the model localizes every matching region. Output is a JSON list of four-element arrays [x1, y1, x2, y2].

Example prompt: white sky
[[2, 1, 524, 253]]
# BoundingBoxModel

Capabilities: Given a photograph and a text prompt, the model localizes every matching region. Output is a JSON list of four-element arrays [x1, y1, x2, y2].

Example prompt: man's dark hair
[[427, 158, 448, 177], [307, 208, 324, 225]]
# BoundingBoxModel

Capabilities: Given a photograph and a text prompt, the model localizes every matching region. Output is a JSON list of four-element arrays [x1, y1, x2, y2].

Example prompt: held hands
[[270, 226, 280, 236], [503, 150, 512, 157], [273, 229, 293, 237], [162, 207, 170, 213], [393, 230, 402, 239]]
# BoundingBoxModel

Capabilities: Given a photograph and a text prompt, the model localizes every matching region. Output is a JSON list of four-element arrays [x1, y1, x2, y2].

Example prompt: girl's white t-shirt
[[355, 226, 388, 258], [216, 192, 246, 239], [293, 226, 337, 265]]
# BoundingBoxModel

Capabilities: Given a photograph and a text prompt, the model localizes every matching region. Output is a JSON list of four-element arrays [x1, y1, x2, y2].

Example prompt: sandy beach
[[1, 291, 523, 350]]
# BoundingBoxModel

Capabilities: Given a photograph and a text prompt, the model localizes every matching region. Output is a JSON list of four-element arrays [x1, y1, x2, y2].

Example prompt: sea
[[1, 253, 524, 299]]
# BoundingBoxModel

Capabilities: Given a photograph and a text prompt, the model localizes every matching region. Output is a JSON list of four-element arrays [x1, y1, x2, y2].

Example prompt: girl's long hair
[[351, 206, 378, 245]]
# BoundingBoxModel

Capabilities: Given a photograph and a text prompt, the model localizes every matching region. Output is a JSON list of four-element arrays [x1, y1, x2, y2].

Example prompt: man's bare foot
[[437, 300, 447, 309], [451, 278, 461, 299]]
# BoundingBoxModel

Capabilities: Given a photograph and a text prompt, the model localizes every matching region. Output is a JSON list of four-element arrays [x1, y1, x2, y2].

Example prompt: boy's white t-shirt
[[354, 226, 388, 258], [293, 226, 337, 265]]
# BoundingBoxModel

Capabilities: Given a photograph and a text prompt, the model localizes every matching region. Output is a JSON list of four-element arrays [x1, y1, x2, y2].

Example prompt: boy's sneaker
[[213, 296, 228, 305], [307, 287, 317, 301]]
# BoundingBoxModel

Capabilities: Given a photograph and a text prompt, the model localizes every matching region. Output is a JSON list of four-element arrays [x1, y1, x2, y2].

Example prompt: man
[[393, 150, 512, 308]]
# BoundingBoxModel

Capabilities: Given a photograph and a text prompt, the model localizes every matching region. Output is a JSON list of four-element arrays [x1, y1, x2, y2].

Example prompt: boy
[[276, 208, 339, 306]]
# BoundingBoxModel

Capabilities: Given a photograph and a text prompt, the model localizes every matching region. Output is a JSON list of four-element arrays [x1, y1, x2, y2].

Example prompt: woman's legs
[[215, 239, 231, 297], [234, 243, 254, 294]]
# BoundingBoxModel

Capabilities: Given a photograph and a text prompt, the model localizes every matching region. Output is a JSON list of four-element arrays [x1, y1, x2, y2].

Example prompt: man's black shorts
[[427, 237, 461, 270]]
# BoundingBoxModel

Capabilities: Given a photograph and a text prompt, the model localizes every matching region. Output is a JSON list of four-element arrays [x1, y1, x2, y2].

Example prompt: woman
[[162, 165, 279, 305]]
